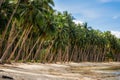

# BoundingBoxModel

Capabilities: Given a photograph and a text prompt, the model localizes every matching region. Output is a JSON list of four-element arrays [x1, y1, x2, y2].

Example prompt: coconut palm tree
[[0, 0, 120, 63], [0, 0, 20, 63], [8, 0, 55, 62]]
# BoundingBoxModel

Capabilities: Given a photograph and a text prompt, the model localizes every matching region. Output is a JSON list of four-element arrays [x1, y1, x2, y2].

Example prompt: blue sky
[[54, 0, 120, 37]]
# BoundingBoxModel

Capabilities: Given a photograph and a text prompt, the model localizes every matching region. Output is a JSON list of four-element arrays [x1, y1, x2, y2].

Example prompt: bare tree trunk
[[62, 48, 67, 63], [69, 44, 76, 62], [58, 48, 62, 62], [43, 39, 55, 63], [7, 28, 27, 61], [32, 39, 44, 61], [0, 20, 18, 63], [66, 46, 69, 62], [24, 37, 41, 61], [0, 0, 20, 62], [77, 47, 82, 62], [0, 32, 19, 63], [7, 20, 16, 46], [74, 46, 78, 62], [15, 25, 33, 62], [48, 50, 56, 63]]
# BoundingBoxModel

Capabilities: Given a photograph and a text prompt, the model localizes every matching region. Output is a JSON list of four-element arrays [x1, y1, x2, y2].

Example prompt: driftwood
[[2, 75, 14, 80]]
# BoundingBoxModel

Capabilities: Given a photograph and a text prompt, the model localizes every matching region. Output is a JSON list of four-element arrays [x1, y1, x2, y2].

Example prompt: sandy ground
[[0, 62, 120, 80]]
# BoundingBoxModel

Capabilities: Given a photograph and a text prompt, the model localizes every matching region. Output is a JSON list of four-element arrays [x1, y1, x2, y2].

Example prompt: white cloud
[[73, 20, 83, 24], [111, 31, 120, 38]]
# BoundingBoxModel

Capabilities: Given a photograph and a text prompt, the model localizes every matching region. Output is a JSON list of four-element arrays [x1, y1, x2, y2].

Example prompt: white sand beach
[[0, 62, 120, 80]]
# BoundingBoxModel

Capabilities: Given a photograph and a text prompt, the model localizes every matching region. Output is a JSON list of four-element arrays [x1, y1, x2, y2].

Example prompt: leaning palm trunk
[[58, 48, 62, 62], [48, 50, 56, 63], [7, 28, 27, 61], [0, 20, 18, 63], [66, 46, 69, 62], [7, 20, 16, 46], [0, 32, 19, 63], [15, 25, 33, 62], [32, 39, 44, 61], [69, 44, 76, 62], [22, 38, 31, 61], [24, 37, 41, 61], [62, 48, 67, 63], [0, 0, 20, 58], [43, 39, 55, 63]]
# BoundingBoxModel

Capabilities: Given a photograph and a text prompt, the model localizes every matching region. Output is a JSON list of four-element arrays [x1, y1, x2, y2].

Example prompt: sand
[[0, 62, 120, 80]]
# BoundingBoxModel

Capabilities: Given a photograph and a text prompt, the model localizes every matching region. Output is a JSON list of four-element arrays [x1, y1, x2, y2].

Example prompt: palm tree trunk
[[0, 32, 19, 63], [33, 39, 44, 61], [58, 48, 62, 62], [15, 25, 33, 62], [0, 0, 20, 59], [69, 44, 76, 62], [43, 39, 55, 63], [48, 50, 56, 63], [7, 28, 27, 61], [62, 48, 67, 63], [66, 46, 69, 62], [24, 37, 41, 61], [7, 20, 16, 46]]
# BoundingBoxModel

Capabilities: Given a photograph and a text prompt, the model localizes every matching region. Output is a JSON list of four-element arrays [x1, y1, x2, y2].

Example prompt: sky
[[54, 0, 120, 38]]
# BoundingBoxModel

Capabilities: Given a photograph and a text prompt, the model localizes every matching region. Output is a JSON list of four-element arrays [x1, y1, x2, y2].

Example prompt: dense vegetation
[[0, 0, 120, 63]]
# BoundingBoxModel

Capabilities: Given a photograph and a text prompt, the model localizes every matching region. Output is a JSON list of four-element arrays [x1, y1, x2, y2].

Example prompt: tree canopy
[[0, 0, 120, 63]]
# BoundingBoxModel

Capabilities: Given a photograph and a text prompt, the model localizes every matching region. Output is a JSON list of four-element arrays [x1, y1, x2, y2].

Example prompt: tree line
[[0, 0, 120, 63]]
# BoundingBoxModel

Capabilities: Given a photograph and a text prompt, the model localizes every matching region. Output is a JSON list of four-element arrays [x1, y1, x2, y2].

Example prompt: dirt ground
[[0, 62, 120, 80]]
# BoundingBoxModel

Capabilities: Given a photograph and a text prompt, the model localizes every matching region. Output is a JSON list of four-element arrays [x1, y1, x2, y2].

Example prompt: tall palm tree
[[0, 0, 20, 63], [8, 0, 55, 62]]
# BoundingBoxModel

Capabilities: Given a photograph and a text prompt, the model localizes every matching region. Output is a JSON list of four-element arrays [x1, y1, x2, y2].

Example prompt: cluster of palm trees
[[0, 0, 120, 63]]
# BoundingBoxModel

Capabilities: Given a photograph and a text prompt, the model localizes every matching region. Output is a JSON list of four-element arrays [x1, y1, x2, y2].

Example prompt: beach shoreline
[[0, 62, 120, 80]]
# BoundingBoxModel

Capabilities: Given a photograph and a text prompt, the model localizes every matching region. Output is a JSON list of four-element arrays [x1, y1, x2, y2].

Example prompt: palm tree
[[8, 0, 55, 62], [0, 0, 14, 57], [0, 0, 20, 63], [0, 0, 120, 63]]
